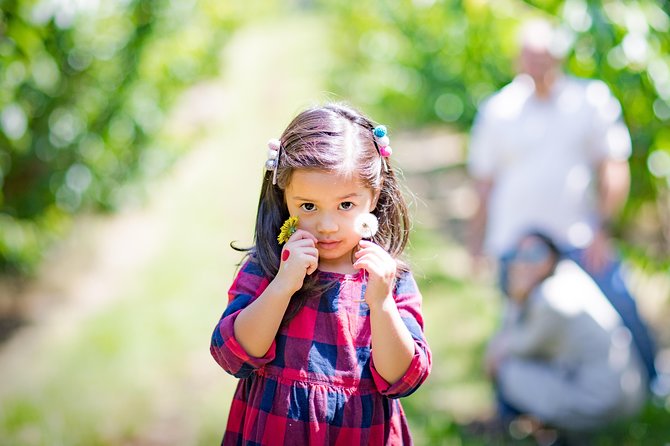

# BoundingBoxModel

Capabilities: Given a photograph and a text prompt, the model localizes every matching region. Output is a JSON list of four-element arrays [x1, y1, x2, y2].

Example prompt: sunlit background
[[0, 0, 669, 444]]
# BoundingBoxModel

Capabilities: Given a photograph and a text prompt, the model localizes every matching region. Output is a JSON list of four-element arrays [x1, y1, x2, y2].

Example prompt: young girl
[[210, 103, 431, 445]]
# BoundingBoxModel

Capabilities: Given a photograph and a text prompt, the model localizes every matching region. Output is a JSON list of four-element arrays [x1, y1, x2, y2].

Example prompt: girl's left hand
[[353, 240, 397, 306]]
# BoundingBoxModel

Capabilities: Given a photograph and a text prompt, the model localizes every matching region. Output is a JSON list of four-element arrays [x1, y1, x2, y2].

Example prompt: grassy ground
[[0, 11, 668, 446]]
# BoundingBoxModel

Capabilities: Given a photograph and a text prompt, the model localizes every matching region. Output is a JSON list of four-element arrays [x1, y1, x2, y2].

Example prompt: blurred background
[[0, 0, 668, 444]]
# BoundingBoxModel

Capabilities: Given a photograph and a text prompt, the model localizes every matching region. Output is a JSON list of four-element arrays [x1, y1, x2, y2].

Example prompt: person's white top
[[468, 74, 632, 256]]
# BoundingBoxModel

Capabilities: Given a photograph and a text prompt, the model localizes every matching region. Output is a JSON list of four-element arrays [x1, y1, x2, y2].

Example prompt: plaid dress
[[211, 258, 431, 445]]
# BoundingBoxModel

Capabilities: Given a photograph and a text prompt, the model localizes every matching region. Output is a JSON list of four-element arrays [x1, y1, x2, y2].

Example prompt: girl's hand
[[274, 229, 319, 294], [353, 240, 397, 307]]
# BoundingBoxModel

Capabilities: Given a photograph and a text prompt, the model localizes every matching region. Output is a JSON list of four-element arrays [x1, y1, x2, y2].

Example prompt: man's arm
[[598, 158, 630, 224], [585, 158, 630, 272], [468, 178, 493, 260]]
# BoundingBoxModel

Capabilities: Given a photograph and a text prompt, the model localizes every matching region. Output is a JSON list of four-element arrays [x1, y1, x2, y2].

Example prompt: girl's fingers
[[281, 239, 316, 265], [355, 253, 396, 281], [305, 246, 319, 275], [287, 240, 317, 252], [353, 251, 375, 265], [288, 237, 317, 247], [355, 241, 393, 259], [306, 256, 318, 275], [353, 259, 377, 276], [280, 245, 319, 276], [354, 247, 380, 259], [355, 241, 379, 257], [289, 229, 318, 244], [358, 240, 376, 247], [303, 247, 318, 257], [356, 240, 378, 251], [281, 246, 318, 263], [354, 248, 395, 269], [353, 255, 384, 275]]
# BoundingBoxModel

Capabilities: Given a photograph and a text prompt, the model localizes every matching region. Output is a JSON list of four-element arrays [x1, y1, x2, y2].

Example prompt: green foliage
[[322, 0, 670, 266], [0, 0, 239, 273], [323, 0, 528, 127]]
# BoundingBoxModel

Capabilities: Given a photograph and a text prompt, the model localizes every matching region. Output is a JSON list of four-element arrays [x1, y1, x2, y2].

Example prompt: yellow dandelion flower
[[277, 216, 299, 244]]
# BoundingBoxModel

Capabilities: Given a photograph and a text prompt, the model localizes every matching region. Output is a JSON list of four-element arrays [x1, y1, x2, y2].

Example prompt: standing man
[[467, 19, 657, 383]]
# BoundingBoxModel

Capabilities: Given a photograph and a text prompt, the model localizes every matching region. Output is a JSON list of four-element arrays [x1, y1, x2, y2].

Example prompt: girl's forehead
[[286, 169, 371, 196]]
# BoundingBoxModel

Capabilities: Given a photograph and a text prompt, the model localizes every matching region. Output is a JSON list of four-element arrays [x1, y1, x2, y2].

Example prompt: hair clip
[[266, 139, 281, 185], [372, 125, 391, 172]]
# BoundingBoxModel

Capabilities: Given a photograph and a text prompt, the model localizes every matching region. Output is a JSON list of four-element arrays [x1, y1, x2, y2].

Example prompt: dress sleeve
[[210, 258, 277, 378], [369, 271, 432, 399]]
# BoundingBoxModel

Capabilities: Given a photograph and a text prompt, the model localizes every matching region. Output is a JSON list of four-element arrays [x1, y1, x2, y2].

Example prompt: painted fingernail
[[282, 249, 290, 261]]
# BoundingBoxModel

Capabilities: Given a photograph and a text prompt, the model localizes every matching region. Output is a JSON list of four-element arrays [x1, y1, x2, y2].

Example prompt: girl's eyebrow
[[291, 192, 362, 201], [291, 195, 316, 202]]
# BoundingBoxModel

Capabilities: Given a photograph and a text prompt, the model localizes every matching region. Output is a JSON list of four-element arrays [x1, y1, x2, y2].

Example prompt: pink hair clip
[[266, 138, 281, 185]]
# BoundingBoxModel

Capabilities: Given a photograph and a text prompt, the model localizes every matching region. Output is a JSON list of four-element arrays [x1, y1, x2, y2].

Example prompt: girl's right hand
[[275, 229, 319, 294]]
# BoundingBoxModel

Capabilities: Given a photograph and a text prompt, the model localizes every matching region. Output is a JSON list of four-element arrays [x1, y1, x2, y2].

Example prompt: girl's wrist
[[268, 276, 300, 300], [366, 293, 395, 313]]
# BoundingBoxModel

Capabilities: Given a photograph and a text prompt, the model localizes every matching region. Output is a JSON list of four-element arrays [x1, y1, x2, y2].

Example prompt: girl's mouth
[[318, 240, 340, 250]]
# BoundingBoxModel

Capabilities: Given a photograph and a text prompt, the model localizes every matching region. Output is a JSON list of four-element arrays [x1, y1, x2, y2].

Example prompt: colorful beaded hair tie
[[372, 125, 392, 172], [266, 138, 281, 185]]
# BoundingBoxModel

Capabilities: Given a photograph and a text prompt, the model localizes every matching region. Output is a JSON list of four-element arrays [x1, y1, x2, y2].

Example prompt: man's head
[[517, 19, 568, 95]]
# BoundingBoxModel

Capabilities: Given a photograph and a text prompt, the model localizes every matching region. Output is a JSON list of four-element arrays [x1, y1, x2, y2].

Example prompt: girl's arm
[[211, 259, 277, 377], [368, 293, 416, 383], [232, 279, 295, 358], [211, 231, 317, 376], [355, 241, 431, 395], [233, 230, 318, 357]]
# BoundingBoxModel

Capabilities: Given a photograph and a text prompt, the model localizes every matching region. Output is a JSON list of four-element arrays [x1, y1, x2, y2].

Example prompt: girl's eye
[[300, 203, 316, 212], [339, 201, 354, 211]]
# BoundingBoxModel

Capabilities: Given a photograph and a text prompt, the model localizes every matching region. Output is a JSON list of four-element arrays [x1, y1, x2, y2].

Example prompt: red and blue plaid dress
[[211, 258, 431, 445]]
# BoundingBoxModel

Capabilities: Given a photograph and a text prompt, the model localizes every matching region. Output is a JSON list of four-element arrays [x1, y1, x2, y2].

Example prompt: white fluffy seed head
[[354, 213, 379, 239]]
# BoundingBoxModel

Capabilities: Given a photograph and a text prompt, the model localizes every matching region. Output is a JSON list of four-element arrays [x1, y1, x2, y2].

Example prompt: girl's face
[[285, 169, 378, 273]]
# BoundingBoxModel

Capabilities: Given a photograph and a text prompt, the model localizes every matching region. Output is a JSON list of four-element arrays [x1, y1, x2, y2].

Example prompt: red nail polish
[[282, 249, 290, 261]]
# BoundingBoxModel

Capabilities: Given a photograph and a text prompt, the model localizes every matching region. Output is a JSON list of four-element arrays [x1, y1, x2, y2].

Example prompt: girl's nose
[[317, 214, 338, 233]]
